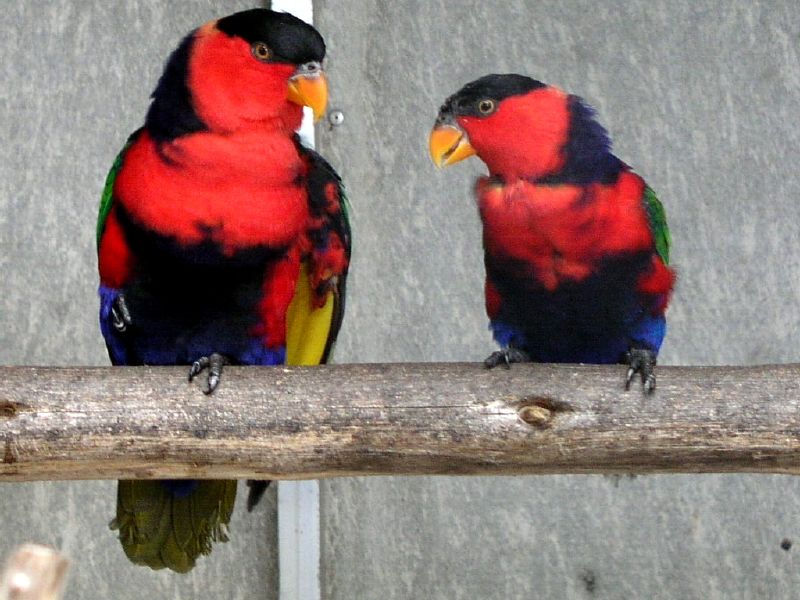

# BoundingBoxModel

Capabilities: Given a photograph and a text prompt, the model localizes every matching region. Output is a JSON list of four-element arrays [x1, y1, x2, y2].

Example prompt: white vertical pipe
[[277, 478, 321, 600], [271, 3, 322, 600], [273, 0, 316, 147]]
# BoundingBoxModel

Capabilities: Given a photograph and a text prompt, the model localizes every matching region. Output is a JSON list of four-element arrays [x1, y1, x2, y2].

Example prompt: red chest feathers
[[478, 172, 654, 290], [114, 130, 310, 254]]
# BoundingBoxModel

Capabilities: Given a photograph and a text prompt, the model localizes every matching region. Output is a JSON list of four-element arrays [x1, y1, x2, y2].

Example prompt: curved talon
[[624, 366, 636, 390], [484, 347, 531, 369], [625, 348, 657, 394], [187, 353, 229, 394], [188, 357, 209, 382], [111, 294, 132, 333]]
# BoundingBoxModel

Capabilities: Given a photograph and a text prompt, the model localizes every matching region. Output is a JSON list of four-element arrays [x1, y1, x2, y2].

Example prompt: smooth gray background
[[2, 0, 800, 599]]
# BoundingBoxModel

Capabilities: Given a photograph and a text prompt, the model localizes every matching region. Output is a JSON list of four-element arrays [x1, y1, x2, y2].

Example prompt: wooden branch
[[0, 545, 69, 600], [1, 363, 800, 482]]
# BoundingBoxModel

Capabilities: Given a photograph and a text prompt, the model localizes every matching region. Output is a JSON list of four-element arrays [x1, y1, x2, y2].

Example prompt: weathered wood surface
[[1, 364, 799, 481], [0, 545, 69, 600]]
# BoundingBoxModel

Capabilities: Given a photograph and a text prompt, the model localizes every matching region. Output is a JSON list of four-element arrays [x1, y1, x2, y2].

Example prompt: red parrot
[[430, 74, 673, 392], [97, 9, 350, 571]]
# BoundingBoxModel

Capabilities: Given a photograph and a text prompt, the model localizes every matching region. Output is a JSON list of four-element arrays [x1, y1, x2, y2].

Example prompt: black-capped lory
[[429, 74, 673, 392], [97, 9, 350, 572]]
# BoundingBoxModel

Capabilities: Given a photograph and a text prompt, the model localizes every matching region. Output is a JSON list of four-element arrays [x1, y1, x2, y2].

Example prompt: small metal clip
[[328, 109, 345, 129]]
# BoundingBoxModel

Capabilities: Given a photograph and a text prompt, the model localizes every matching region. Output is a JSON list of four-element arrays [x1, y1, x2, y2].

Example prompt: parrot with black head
[[429, 74, 673, 392], [97, 9, 350, 572]]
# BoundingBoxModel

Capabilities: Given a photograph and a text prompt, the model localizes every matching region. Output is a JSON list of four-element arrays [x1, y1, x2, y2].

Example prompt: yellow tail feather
[[286, 263, 335, 366]]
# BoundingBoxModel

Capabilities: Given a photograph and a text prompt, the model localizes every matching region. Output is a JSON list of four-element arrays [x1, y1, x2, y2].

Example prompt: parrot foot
[[484, 347, 531, 369], [188, 353, 229, 395], [625, 348, 657, 394], [111, 294, 132, 333]]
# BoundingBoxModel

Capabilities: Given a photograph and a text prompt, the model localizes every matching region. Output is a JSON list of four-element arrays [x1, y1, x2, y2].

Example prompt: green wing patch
[[643, 185, 671, 265], [97, 130, 140, 250]]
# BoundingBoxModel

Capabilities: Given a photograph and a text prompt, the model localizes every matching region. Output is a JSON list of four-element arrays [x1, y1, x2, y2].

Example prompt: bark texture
[[2, 364, 799, 481]]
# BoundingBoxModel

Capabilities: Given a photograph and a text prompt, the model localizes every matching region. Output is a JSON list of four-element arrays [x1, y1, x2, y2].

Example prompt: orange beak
[[287, 72, 329, 122], [428, 124, 476, 168]]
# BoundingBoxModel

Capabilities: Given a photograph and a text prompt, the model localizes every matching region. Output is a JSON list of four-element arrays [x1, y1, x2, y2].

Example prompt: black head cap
[[437, 74, 547, 121], [217, 9, 325, 65]]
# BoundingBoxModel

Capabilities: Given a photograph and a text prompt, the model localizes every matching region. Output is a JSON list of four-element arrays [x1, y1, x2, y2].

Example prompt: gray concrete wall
[[315, 1, 800, 598], [0, 2, 277, 598]]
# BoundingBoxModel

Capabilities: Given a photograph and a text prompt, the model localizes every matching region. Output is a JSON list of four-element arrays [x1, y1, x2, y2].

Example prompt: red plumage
[[113, 127, 309, 252], [637, 256, 675, 313], [459, 87, 570, 180], [478, 171, 657, 292], [188, 23, 302, 133], [253, 247, 303, 348], [98, 206, 133, 288]]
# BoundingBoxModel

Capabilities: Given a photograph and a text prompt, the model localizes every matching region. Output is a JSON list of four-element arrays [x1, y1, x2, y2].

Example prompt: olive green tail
[[110, 480, 237, 573]]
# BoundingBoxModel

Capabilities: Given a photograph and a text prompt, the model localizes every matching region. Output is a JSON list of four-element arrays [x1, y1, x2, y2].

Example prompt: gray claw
[[625, 348, 657, 394], [187, 353, 228, 394], [484, 347, 531, 369], [111, 294, 132, 333], [625, 367, 636, 390], [188, 356, 209, 382]]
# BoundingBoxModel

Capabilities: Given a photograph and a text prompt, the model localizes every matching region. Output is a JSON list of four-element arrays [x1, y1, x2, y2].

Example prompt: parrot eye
[[477, 99, 496, 115], [251, 42, 272, 62]]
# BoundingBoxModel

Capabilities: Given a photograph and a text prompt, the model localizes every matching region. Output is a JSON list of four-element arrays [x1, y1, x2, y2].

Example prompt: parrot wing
[[97, 130, 140, 250], [285, 143, 351, 366], [643, 185, 671, 265]]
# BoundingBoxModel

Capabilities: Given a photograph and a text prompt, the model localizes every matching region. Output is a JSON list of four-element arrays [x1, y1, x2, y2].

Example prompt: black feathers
[[438, 74, 546, 120], [145, 32, 207, 143], [217, 9, 325, 65], [487, 251, 654, 364]]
